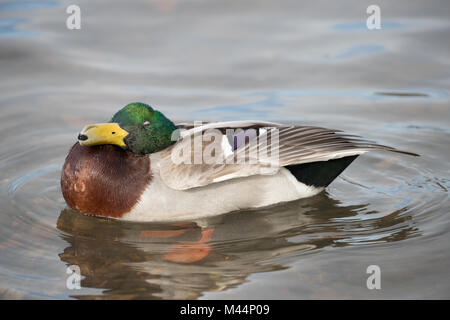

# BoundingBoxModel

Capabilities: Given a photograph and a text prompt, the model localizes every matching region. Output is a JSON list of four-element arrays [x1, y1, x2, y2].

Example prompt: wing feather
[[158, 121, 418, 190]]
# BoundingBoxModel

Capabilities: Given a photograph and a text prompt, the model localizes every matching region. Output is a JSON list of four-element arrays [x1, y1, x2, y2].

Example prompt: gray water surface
[[0, 0, 449, 299]]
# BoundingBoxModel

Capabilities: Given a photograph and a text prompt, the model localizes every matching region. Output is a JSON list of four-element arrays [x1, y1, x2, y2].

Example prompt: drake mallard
[[61, 102, 418, 221]]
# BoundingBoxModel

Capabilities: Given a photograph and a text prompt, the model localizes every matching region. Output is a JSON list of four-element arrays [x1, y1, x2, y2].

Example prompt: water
[[0, 0, 449, 299]]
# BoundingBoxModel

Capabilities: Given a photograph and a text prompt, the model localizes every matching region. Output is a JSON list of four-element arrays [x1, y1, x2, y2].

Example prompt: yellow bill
[[78, 123, 129, 148]]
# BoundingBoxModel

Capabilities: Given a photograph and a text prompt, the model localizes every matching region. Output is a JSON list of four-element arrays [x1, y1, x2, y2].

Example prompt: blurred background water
[[0, 0, 449, 299]]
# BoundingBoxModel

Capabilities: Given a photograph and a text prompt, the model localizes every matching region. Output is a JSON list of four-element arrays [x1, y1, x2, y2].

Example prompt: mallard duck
[[61, 102, 418, 221]]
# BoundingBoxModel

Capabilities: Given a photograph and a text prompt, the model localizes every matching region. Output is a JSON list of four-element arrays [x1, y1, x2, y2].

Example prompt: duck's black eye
[[111, 132, 116, 134]]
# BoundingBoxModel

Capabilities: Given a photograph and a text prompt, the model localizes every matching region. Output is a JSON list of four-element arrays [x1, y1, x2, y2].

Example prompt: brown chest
[[61, 143, 151, 218]]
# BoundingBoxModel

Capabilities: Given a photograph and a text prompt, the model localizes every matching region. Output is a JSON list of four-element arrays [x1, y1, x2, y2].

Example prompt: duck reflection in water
[[56, 193, 416, 299]]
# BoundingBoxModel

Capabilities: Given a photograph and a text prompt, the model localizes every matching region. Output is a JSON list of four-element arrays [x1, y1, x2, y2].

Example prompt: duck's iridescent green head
[[77, 102, 177, 155]]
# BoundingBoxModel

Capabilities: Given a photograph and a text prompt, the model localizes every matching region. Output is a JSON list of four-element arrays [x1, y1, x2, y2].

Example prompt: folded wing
[[157, 121, 418, 190]]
